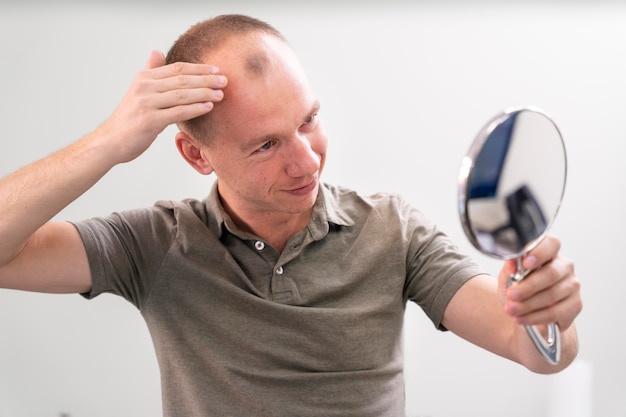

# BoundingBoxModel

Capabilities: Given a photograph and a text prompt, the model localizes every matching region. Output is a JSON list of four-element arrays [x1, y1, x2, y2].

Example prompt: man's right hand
[[99, 50, 227, 164]]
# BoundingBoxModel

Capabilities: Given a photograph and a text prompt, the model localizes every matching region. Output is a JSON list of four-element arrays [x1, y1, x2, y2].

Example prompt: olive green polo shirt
[[75, 182, 483, 417]]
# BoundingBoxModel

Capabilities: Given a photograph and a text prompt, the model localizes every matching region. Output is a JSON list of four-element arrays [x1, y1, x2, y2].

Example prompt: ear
[[175, 131, 215, 175]]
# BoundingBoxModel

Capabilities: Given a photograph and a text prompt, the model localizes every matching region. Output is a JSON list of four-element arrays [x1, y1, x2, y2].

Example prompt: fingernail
[[524, 255, 538, 269], [208, 66, 220, 74], [216, 75, 227, 86], [505, 302, 519, 316], [509, 288, 522, 301]]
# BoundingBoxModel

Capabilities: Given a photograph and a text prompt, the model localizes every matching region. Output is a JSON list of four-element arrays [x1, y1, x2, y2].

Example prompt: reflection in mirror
[[458, 106, 567, 364], [459, 107, 567, 258]]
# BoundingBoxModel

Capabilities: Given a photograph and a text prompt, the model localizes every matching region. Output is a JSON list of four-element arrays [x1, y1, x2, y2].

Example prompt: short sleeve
[[400, 198, 485, 330], [71, 206, 177, 309]]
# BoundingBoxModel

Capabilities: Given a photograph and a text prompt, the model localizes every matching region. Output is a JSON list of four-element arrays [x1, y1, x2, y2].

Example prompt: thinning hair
[[166, 14, 286, 144]]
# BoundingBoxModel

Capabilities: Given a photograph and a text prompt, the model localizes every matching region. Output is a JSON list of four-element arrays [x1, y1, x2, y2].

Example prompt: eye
[[256, 140, 277, 153], [303, 113, 318, 125], [300, 113, 319, 132]]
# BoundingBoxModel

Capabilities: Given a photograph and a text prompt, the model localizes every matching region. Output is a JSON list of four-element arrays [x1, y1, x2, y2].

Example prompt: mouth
[[285, 177, 318, 196]]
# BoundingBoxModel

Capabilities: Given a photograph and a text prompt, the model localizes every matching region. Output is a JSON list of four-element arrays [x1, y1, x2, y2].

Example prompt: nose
[[285, 134, 321, 178]]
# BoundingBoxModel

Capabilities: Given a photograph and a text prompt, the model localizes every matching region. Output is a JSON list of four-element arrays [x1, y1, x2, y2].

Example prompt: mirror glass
[[458, 106, 567, 259]]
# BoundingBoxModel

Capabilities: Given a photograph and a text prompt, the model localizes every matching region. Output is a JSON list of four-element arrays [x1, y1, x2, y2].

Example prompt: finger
[[129, 70, 227, 115], [497, 258, 518, 289], [502, 258, 518, 276], [149, 61, 222, 80], [151, 87, 224, 111], [145, 50, 166, 70], [505, 259, 580, 324], [496, 261, 515, 304], [153, 73, 228, 95], [507, 269, 573, 315], [509, 256, 574, 302], [151, 101, 216, 126], [523, 235, 561, 270], [513, 289, 582, 329]]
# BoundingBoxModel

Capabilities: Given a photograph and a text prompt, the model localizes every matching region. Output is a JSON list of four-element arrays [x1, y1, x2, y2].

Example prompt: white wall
[[1, 1, 624, 416]]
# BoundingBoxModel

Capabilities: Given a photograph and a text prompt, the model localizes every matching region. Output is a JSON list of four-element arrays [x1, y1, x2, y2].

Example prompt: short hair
[[166, 14, 286, 144]]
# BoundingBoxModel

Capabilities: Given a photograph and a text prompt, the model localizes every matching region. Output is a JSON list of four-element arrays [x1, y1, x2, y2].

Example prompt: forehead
[[207, 34, 316, 143]]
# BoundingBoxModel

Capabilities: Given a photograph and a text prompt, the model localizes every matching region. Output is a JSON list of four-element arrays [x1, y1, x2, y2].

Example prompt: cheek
[[316, 123, 329, 149], [314, 130, 329, 164], [318, 133, 329, 151], [238, 166, 276, 195]]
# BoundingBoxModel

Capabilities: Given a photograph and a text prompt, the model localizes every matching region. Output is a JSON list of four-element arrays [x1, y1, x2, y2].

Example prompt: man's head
[[166, 14, 286, 144], [169, 14, 328, 230]]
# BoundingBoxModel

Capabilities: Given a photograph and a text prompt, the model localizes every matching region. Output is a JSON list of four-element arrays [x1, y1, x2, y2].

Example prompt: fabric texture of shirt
[[73, 182, 484, 417]]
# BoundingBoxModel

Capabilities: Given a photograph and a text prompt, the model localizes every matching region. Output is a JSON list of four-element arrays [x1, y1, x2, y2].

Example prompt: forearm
[[443, 271, 581, 374], [0, 129, 117, 265]]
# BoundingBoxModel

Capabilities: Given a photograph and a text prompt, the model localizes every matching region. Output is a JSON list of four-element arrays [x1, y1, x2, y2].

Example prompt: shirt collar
[[204, 181, 355, 241], [318, 182, 356, 228]]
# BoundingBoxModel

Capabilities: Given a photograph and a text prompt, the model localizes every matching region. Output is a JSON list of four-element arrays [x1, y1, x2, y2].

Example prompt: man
[[0, 14, 581, 416]]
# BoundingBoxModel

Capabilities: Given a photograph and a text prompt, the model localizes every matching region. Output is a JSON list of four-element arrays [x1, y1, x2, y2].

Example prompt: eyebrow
[[240, 100, 321, 153], [310, 100, 321, 116]]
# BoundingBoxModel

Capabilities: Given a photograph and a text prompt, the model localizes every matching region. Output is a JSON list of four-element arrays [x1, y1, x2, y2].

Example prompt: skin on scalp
[[204, 32, 315, 143], [166, 15, 288, 145]]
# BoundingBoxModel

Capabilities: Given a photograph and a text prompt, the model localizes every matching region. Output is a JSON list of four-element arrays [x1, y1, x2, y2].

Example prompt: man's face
[[201, 34, 328, 223]]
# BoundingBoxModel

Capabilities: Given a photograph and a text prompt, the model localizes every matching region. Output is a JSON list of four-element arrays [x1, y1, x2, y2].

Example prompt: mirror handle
[[525, 322, 561, 365], [509, 258, 561, 365]]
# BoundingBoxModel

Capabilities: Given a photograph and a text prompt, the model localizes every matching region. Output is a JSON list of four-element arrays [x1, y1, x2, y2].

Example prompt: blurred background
[[0, 1, 623, 416]]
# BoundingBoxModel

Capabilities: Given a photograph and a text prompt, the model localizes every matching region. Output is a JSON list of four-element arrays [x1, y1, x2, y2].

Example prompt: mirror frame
[[457, 105, 568, 260]]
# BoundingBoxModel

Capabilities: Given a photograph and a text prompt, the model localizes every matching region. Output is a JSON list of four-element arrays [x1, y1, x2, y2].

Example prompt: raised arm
[[0, 50, 226, 293], [441, 236, 582, 374]]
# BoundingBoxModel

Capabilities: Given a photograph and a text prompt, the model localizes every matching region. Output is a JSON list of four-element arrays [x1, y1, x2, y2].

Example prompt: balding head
[[166, 14, 285, 65], [166, 14, 289, 144]]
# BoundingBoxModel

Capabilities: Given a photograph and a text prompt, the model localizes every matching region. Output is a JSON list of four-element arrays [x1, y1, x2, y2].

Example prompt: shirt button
[[276, 266, 284, 275], [254, 241, 265, 251]]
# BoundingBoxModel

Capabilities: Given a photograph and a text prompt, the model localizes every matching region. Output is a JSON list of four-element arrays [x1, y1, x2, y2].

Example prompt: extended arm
[[0, 51, 226, 293], [442, 236, 582, 373]]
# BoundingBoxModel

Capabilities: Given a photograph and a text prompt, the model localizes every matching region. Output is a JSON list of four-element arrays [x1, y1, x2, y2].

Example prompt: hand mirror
[[457, 106, 567, 365]]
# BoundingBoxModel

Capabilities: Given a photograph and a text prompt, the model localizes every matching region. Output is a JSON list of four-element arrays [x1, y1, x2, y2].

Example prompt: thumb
[[145, 50, 166, 70], [497, 259, 517, 294]]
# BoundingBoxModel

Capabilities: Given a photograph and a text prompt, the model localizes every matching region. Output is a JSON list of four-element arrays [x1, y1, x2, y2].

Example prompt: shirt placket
[[252, 238, 297, 303]]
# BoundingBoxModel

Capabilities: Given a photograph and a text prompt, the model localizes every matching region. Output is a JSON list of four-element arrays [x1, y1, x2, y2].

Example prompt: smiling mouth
[[285, 178, 318, 196]]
